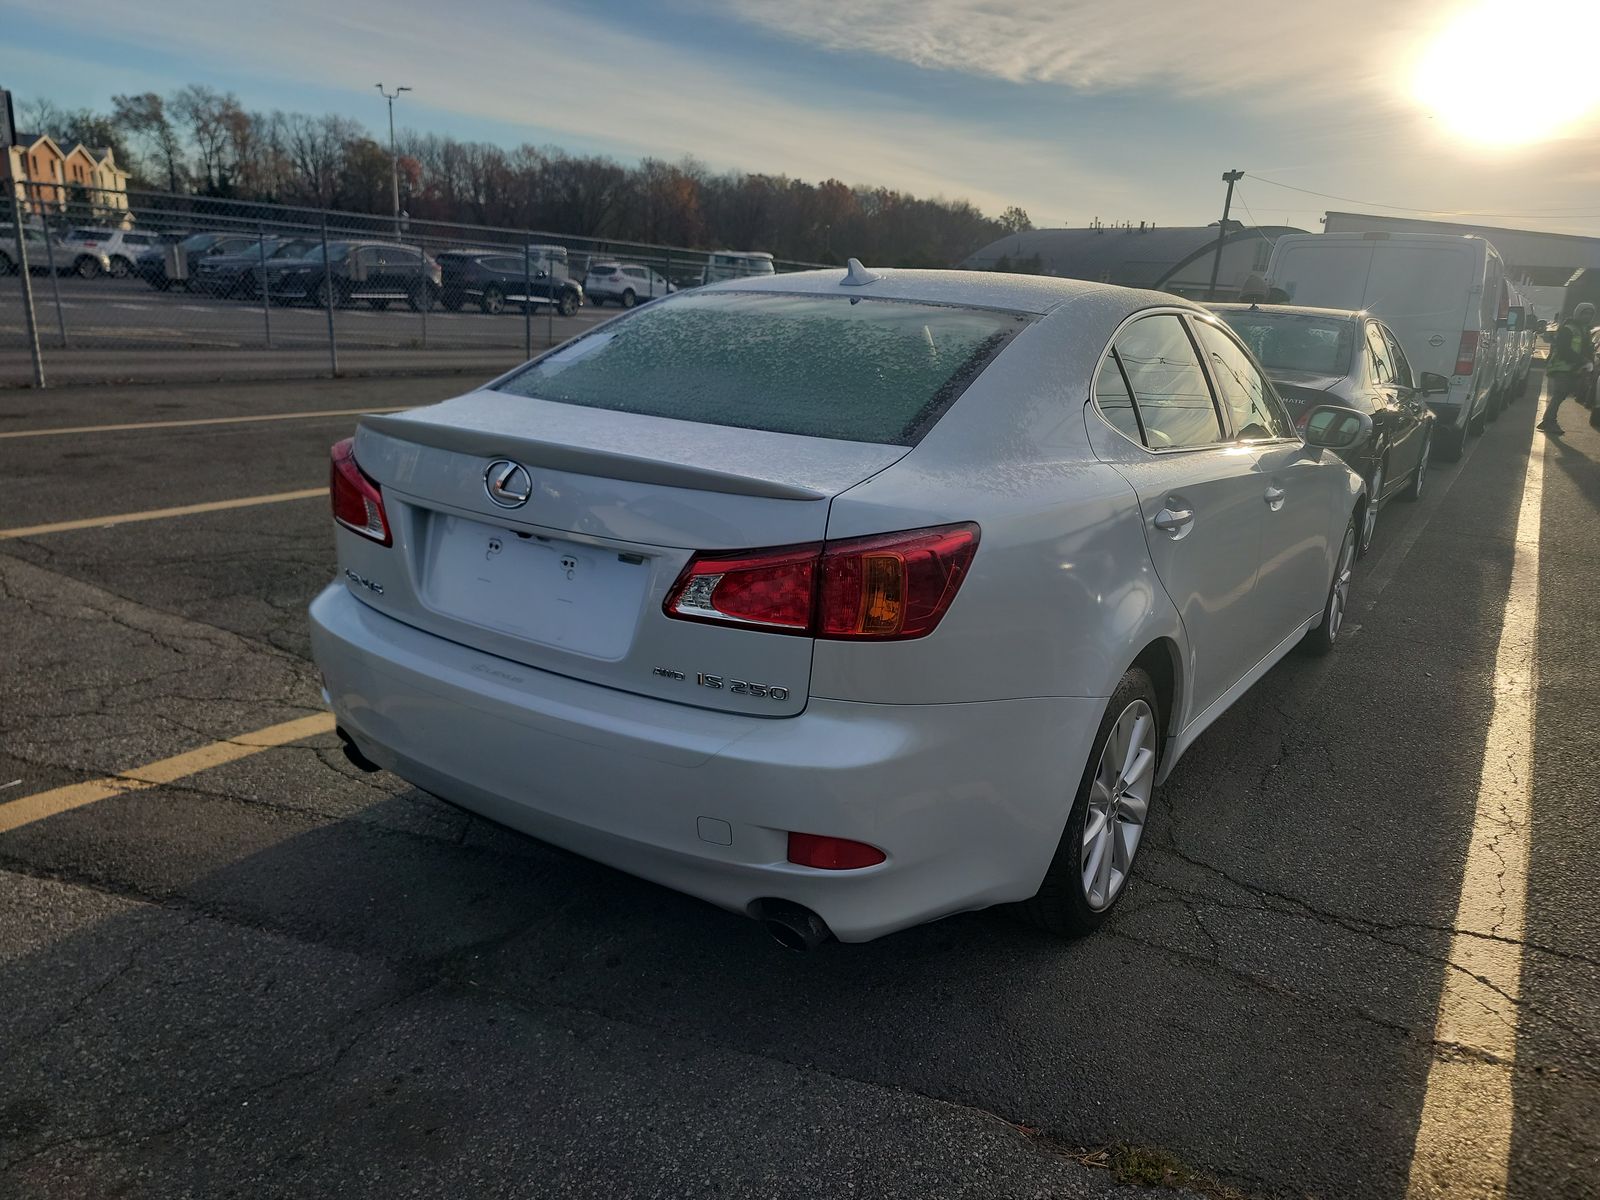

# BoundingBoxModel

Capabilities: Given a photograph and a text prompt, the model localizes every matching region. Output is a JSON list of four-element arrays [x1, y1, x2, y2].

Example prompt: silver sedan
[[310, 263, 1370, 946]]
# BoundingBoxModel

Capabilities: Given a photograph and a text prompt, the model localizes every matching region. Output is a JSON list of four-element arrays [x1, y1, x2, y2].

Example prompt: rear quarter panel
[[811, 295, 1185, 707]]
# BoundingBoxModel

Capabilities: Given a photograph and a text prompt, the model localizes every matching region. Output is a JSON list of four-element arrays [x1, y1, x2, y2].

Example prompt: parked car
[[192, 236, 318, 298], [437, 247, 583, 316], [1212, 303, 1435, 556], [0, 224, 102, 276], [135, 232, 261, 291], [58, 226, 165, 278], [261, 240, 441, 310], [1266, 232, 1507, 461], [585, 262, 674, 307], [310, 266, 1371, 948], [700, 249, 776, 285]]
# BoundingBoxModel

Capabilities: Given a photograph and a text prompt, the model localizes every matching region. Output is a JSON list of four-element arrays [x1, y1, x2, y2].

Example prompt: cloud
[[5, 0, 1132, 220], [715, 0, 1455, 102]]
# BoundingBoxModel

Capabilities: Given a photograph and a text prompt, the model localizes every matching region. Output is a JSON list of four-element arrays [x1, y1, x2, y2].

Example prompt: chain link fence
[[1, 182, 829, 387]]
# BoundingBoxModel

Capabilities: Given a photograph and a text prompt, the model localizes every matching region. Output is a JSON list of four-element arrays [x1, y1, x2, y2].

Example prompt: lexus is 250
[[310, 262, 1370, 947]]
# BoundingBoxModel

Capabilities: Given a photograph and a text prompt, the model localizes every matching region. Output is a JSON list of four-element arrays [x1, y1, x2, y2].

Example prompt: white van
[[1266, 232, 1506, 459]]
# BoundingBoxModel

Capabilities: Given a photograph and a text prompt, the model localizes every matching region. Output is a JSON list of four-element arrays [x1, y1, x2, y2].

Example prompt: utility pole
[[375, 83, 411, 237], [1206, 169, 1244, 301]]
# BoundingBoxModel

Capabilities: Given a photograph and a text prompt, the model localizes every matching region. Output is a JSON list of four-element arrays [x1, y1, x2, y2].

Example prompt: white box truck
[[1266, 232, 1508, 460]]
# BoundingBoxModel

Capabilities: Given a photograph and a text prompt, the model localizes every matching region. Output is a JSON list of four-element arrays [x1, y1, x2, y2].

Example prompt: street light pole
[[375, 83, 411, 237], [1206, 169, 1244, 301]]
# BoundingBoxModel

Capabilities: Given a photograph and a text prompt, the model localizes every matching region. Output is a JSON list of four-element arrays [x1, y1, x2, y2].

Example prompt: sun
[[1414, 1, 1600, 145]]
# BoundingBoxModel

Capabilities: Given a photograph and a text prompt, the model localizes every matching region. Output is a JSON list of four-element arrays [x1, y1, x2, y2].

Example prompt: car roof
[[706, 267, 1193, 317], [1210, 302, 1366, 321]]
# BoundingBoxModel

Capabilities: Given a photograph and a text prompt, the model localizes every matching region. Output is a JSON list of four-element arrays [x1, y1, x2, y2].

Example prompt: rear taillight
[[1454, 332, 1479, 376], [664, 523, 979, 640], [787, 832, 886, 870], [329, 437, 391, 545]]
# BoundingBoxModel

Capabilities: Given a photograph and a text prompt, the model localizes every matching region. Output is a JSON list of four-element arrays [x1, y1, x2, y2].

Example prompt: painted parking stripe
[[0, 713, 335, 835], [0, 406, 407, 440], [0, 488, 324, 540], [1405, 427, 1544, 1198]]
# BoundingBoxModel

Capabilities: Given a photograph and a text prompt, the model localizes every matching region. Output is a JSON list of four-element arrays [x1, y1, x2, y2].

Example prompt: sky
[[5, 0, 1600, 237]]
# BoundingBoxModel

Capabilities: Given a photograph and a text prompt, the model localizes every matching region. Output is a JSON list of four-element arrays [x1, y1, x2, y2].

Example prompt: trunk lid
[[346, 389, 909, 716]]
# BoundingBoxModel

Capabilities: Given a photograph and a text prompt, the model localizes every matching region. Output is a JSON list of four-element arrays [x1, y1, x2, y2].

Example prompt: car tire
[[480, 285, 505, 315], [368, 299, 390, 311], [75, 255, 100, 279], [621, 289, 637, 309], [1436, 422, 1465, 462], [314, 277, 340, 307], [558, 291, 579, 317], [1401, 432, 1430, 501], [1359, 462, 1382, 557], [407, 282, 434, 313], [1301, 514, 1358, 658], [441, 290, 463, 312], [108, 256, 131, 278], [1017, 667, 1160, 937], [1468, 405, 1486, 436]]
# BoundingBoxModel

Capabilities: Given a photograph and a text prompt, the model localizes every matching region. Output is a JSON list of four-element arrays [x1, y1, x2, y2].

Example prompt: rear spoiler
[[359, 413, 827, 502]]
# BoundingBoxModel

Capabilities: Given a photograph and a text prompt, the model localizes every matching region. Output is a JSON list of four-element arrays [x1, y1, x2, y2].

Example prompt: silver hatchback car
[[311, 265, 1369, 946]]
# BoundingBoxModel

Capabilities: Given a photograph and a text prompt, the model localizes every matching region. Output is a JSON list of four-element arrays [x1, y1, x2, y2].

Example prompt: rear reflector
[[787, 832, 886, 870], [1454, 331, 1479, 376], [329, 437, 391, 545], [664, 522, 979, 640]]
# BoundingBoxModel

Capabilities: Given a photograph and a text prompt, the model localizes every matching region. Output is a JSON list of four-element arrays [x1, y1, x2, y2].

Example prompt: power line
[[1244, 174, 1600, 222]]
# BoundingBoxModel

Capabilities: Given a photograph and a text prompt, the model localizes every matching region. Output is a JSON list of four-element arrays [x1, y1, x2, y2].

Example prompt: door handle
[[1264, 485, 1285, 511], [1152, 506, 1194, 538]]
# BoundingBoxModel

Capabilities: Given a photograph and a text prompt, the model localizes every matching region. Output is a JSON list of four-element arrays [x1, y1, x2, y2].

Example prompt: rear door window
[[1110, 314, 1225, 449], [495, 291, 1030, 446]]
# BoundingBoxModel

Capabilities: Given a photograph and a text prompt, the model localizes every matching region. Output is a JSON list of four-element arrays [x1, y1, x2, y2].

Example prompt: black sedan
[[436, 249, 583, 317], [192, 236, 319, 298], [1212, 303, 1437, 556]]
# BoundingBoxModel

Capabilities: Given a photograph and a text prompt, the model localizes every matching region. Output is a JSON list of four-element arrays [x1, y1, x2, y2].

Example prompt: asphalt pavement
[[0, 370, 1595, 1198]]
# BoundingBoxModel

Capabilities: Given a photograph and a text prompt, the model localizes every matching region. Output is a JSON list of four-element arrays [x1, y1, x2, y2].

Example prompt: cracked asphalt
[[0, 371, 1596, 1199]]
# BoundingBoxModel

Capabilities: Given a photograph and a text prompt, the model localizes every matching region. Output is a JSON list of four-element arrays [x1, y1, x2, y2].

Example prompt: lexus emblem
[[484, 460, 532, 508]]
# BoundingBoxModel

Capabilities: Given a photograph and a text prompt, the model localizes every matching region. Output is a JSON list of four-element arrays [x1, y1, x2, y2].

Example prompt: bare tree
[[112, 93, 186, 191]]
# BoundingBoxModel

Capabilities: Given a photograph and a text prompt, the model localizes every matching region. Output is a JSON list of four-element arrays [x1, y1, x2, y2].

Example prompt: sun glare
[[1414, 1, 1600, 145]]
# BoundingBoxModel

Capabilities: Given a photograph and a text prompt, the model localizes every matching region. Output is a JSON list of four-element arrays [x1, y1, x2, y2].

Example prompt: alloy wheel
[[1327, 525, 1356, 642], [1360, 465, 1382, 554], [1080, 699, 1156, 912]]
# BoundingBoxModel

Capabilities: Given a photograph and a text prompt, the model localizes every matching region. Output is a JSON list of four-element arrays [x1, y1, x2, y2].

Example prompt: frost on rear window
[[494, 292, 1030, 445]]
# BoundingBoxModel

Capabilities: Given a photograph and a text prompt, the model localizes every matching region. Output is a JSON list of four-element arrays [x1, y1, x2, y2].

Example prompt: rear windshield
[[589, 263, 620, 274], [495, 291, 1029, 445], [1217, 311, 1355, 377]]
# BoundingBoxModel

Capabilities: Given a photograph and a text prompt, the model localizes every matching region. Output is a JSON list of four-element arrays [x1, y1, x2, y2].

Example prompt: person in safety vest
[[1539, 301, 1596, 435]]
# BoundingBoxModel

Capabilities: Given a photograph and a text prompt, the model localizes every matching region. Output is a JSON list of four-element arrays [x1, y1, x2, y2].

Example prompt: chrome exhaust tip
[[750, 899, 833, 952]]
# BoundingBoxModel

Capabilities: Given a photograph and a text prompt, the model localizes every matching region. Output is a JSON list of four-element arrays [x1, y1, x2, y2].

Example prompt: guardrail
[[1, 182, 831, 387]]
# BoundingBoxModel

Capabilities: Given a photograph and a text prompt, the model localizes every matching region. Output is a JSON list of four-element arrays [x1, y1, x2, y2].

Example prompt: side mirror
[[1419, 371, 1450, 395], [1303, 404, 1372, 453]]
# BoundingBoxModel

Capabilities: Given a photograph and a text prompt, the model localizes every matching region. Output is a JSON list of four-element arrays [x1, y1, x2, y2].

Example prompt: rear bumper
[[309, 584, 1100, 942]]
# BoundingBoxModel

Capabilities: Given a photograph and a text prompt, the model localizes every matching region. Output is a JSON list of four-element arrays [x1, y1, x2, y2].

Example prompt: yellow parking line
[[0, 712, 337, 835], [1405, 431, 1544, 1198], [0, 406, 406, 440], [0, 488, 324, 540]]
